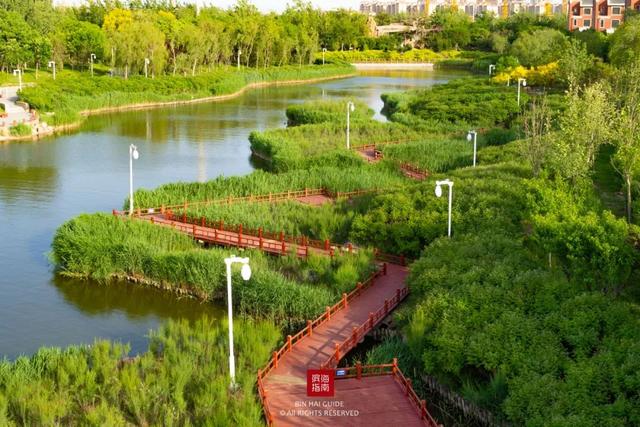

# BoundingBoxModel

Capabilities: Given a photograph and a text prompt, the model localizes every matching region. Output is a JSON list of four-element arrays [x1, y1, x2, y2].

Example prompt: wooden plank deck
[[128, 211, 437, 426], [261, 264, 431, 426]]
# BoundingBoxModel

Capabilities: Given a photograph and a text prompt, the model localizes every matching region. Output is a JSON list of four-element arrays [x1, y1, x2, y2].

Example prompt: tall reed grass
[[0, 317, 279, 425]]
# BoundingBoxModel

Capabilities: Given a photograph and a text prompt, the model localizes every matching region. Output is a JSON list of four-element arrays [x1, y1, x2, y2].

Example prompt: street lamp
[[144, 58, 150, 78], [488, 64, 495, 75], [224, 256, 252, 389], [467, 130, 477, 167], [13, 69, 22, 91], [90, 53, 96, 77], [346, 101, 355, 150], [129, 144, 139, 215], [322, 48, 327, 65], [435, 179, 454, 238], [517, 78, 527, 106], [237, 49, 242, 69], [48, 61, 56, 80]]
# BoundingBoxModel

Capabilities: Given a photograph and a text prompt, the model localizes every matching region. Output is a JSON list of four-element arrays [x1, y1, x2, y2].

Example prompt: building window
[[600, 19, 604, 28], [612, 6, 621, 14], [584, 7, 591, 14], [584, 19, 591, 27], [573, 18, 578, 26], [613, 19, 620, 27]]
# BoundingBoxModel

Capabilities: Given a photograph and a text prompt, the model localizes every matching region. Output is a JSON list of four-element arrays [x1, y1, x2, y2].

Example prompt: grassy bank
[[317, 49, 462, 64], [19, 64, 355, 126], [286, 99, 373, 126], [0, 317, 279, 425]]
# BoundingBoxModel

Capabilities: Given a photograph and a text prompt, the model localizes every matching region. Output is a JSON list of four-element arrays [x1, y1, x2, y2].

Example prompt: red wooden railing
[[320, 285, 408, 369], [399, 162, 430, 179], [333, 359, 440, 427], [256, 266, 386, 424], [118, 187, 384, 217]]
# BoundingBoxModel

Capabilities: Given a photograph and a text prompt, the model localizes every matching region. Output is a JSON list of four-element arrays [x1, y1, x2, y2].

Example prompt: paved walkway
[[0, 86, 31, 127]]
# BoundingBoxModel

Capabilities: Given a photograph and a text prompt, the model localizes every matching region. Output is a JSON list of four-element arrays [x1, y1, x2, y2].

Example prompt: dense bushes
[[20, 65, 354, 126], [0, 317, 279, 425], [317, 49, 462, 63], [383, 78, 526, 127]]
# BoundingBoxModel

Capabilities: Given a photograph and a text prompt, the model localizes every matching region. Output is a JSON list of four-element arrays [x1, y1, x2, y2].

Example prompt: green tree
[[424, 7, 472, 51], [611, 61, 640, 223], [522, 97, 553, 177], [510, 28, 567, 67], [609, 14, 640, 66], [551, 82, 614, 184]]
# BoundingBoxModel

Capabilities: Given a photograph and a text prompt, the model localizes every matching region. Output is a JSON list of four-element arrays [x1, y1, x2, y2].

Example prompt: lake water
[[0, 69, 466, 359]]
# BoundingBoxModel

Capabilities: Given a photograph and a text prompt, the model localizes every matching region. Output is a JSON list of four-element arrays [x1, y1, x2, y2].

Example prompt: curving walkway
[[122, 208, 438, 426]]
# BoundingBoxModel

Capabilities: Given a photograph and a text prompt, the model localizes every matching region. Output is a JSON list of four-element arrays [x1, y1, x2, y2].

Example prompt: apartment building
[[360, 0, 561, 18], [568, 0, 627, 32]]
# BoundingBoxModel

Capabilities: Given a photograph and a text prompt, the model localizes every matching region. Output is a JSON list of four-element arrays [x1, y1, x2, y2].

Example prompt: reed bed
[[0, 317, 279, 425], [52, 214, 334, 328], [286, 99, 373, 126], [381, 138, 475, 173], [131, 165, 408, 209], [250, 120, 421, 171]]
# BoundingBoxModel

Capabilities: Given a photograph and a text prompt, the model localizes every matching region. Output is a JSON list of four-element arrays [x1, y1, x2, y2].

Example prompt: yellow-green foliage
[[317, 49, 462, 63], [492, 62, 559, 87], [0, 317, 279, 426]]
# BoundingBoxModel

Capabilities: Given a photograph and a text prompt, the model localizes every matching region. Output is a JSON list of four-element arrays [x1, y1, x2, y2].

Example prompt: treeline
[[0, 0, 368, 77]]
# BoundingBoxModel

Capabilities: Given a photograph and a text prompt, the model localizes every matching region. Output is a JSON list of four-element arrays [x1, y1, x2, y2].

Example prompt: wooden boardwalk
[[259, 264, 437, 426], [120, 207, 437, 426]]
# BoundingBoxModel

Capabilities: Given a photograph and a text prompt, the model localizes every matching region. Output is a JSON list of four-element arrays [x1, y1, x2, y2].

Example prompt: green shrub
[[9, 123, 31, 136]]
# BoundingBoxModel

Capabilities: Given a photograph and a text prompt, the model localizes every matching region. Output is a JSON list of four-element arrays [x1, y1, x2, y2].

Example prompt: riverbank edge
[[352, 63, 434, 69], [0, 71, 357, 143]]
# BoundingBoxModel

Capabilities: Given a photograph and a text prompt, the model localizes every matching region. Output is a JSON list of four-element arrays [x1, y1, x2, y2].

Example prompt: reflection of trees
[[0, 165, 58, 203], [52, 275, 222, 322]]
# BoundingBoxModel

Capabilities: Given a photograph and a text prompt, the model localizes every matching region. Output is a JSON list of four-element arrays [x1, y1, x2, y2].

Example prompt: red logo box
[[307, 369, 335, 397]]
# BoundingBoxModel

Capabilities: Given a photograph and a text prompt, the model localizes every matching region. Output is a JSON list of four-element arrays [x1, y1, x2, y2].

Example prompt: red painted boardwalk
[[121, 208, 437, 426], [259, 264, 436, 426]]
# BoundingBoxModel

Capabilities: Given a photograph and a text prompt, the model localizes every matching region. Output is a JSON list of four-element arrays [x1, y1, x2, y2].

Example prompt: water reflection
[[0, 69, 467, 358]]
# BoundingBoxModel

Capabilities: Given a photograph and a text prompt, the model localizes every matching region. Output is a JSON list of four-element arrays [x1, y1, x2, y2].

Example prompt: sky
[[52, 0, 361, 13]]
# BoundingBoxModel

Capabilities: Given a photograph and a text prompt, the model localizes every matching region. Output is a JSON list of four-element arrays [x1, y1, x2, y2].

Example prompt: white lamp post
[[237, 49, 242, 69], [507, 75, 510, 86], [224, 256, 252, 389], [90, 53, 96, 77], [144, 58, 150, 78], [322, 48, 327, 65], [48, 61, 56, 80], [435, 179, 454, 238], [517, 78, 527, 106], [488, 64, 495, 75], [346, 101, 355, 150], [129, 144, 139, 215], [467, 130, 477, 167], [13, 69, 22, 91]]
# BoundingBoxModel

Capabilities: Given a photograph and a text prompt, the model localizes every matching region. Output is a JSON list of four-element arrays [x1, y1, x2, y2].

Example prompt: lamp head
[[241, 263, 252, 281], [131, 145, 139, 160], [466, 132, 472, 142], [348, 102, 355, 112], [523, 79, 527, 87], [435, 184, 442, 198]]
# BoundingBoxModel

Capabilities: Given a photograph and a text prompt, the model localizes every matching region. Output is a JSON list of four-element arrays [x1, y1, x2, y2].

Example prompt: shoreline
[[351, 62, 434, 70], [0, 72, 356, 143]]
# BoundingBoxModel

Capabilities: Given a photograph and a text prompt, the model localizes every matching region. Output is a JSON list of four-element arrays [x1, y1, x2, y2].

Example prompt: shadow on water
[[52, 275, 223, 321]]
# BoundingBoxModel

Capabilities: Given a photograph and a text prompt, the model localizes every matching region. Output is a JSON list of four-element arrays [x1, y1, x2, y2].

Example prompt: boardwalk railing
[[334, 359, 440, 427], [320, 285, 408, 369], [257, 266, 387, 424], [117, 187, 384, 217], [399, 162, 430, 180]]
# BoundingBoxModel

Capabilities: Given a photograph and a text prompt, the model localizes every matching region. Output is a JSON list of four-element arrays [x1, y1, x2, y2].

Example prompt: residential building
[[568, 0, 625, 33]]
